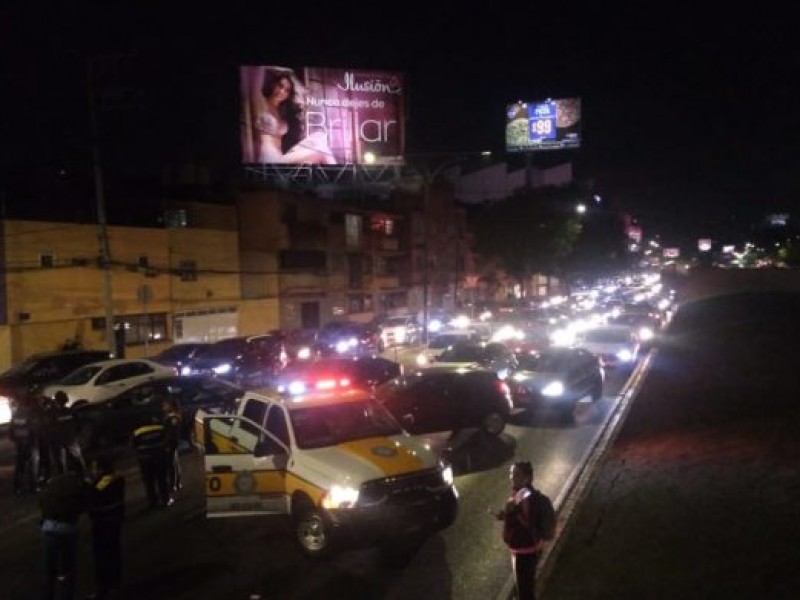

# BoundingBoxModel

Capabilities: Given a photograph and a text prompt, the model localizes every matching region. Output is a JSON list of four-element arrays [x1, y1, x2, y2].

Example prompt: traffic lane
[[0, 360, 636, 598]]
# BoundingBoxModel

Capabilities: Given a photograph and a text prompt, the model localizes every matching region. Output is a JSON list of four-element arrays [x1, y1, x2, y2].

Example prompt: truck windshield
[[289, 400, 403, 449]]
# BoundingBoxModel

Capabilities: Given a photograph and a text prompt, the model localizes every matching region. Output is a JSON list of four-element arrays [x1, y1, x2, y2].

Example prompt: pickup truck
[[194, 386, 458, 557]]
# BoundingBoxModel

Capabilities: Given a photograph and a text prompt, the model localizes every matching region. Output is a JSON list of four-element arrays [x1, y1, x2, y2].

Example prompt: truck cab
[[195, 386, 458, 557]]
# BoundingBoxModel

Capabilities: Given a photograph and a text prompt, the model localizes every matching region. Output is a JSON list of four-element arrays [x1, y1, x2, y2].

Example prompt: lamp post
[[417, 151, 491, 345]]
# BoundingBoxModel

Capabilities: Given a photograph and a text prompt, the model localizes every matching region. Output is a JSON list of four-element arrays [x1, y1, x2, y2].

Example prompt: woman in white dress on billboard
[[253, 66, 336, 165]]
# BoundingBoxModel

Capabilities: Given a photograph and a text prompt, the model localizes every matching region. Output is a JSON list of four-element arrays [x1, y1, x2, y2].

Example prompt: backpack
[[531, 488, 556, 542]]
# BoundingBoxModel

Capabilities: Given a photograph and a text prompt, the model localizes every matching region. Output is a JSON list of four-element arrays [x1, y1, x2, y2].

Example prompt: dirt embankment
[[542, 291, 800, 599]]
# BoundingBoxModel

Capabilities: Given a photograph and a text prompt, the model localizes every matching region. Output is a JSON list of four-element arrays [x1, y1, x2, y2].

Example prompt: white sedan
[[42, 359, 176, 406]]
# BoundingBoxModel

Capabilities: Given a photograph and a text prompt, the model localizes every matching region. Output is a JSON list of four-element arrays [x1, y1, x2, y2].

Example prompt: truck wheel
[[482, 412, 506, 437], [295, 507, 332, 559]]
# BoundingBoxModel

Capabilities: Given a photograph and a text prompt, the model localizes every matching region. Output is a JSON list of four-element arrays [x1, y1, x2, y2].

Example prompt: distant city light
[[576, 203, 587, 214]]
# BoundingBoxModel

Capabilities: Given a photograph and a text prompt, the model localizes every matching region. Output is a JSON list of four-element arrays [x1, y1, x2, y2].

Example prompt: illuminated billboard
[[505, 98, 581, 152], [240, 66, 405, 166]]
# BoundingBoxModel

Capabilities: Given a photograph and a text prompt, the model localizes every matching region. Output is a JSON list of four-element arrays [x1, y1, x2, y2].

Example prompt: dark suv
[[0, 350, 111, 422], [180, 334, 288, 388], [375, 366, 513, 437]]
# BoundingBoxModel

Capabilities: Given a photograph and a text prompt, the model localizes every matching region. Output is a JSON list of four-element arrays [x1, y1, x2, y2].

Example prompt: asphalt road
[[0, 348, 640, 599]]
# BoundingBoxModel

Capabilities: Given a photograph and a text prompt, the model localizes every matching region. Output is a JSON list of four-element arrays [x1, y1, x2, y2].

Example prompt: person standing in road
[[49, 391, 87, 476], [8, 393, 40, 495], [495, 461, 553, 600], [39, 470, 88, 600], [161, 396, 182, 494], [87, 454, 126, 600], [131, 415, 171, 509]]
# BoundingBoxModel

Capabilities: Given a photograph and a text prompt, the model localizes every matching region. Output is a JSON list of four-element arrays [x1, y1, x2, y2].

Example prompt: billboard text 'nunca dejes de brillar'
[[505, 98, 581, 152], [241, 66, 405, 166]]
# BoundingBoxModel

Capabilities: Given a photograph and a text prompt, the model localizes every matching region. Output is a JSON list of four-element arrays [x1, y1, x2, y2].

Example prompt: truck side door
[[202, 413, 289, 517]]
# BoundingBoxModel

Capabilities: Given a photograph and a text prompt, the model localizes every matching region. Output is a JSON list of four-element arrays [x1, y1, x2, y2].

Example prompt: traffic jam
[[0, 271, 675, 592]]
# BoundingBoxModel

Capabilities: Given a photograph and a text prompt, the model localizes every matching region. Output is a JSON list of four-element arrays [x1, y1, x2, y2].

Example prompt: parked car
[[0, 349, 111, 424], [375, 366, 513, 437], [274, 356, 402, 395], [315, 321, 383, 356], [180, 334, 288, 387], [432, 342, 518, 379], [149, 343, 211, 372], [508, 348, 604, 418], [41, 358, 176, 407], [75, 375, 244, 450], [576, 325, 640, 369]]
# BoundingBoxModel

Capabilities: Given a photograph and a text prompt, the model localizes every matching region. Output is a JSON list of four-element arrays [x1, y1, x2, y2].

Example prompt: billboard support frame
[[243, 163, 401, 191]]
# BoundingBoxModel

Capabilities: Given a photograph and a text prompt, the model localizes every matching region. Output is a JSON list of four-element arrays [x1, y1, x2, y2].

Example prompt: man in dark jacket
[[132, 416, 171, 509], [87, 454, 126, 599], [9, 395, 40, 494], [39, 470, 88, 600], [49, 391, 87, 476]]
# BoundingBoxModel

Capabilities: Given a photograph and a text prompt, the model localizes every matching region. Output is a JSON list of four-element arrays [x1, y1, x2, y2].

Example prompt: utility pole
[[87, 58, 116, 355]]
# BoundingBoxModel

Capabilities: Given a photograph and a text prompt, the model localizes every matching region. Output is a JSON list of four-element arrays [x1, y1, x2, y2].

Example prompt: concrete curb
[[495, 350, 656, 600]]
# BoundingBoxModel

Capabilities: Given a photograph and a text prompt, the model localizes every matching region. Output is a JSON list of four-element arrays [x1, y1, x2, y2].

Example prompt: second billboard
[[241, 65, 405, 166], [505, 98, 582, 152]]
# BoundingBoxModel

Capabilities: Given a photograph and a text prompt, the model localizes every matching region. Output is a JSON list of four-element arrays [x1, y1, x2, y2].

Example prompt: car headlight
[[180, 365, 192, 376], [428, 319, 442, 332], [287, 381, 307, 395], [616, 348, 634, 362], [541, 381, 565, 397], [297, 347, 312, 360], [213, 363, 232, 375], [322, 485, 360, 509], [638, 327, 654, 341], [0, 397, 12, 425], [416, 353, 429, 366], [441, 464, 454, 486], [335, 340, 350, 354]]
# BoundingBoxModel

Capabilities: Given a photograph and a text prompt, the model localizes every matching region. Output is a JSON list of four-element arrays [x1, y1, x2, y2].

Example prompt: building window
[[377, 256, 402, 277], [179, 260, 198, 281], [279, 250, 326, 271], [39, 254, 55, 268], [345, 214, 362, 248], [371, 215, 395, 236], [348, 295, 373, 314], [91, 313, 168, 346], [380, 292, 407, 310]]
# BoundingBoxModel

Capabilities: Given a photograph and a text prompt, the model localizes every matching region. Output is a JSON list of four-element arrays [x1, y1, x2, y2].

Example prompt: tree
[[467, 183, 586, 293], [565, 208, 630, 281]]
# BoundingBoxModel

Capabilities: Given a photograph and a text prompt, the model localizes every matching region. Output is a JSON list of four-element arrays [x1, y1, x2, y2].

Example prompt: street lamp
[[416, 151, 491, 345], [576, 203, 587, 215]]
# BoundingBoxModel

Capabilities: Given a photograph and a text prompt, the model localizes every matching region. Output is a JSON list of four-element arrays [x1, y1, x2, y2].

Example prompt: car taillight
[[498, 381, 511, 396], [316, 379, 336, 390]]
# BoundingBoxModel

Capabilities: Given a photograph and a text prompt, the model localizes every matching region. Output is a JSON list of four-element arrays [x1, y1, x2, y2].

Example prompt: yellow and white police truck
[[194, 386, 458, 557]]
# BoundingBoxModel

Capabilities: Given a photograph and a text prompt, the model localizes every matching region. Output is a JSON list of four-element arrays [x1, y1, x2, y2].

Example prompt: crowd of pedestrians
[[5, 387, 186, 599], [9, 390, 87, 494]]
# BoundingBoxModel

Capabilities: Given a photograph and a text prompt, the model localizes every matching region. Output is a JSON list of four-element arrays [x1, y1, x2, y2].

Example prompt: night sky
[[2, 4, 799, 246]]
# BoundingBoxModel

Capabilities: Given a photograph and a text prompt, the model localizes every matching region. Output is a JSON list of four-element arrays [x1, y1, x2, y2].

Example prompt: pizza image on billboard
[[505, 98, 581, 152], [241, 65, 406, 166]]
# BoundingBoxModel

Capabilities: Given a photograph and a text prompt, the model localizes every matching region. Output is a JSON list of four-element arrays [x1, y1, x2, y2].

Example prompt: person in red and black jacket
[[495, 461, 550, 600]]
